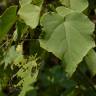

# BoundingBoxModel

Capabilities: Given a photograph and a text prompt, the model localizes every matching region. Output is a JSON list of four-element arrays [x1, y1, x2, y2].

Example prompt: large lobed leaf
[[39, 12, 95, 76]]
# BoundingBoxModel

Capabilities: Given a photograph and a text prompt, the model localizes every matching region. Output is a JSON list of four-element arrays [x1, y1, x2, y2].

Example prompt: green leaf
[[20, 0, 43, 7], [18, 4, 41, 29], [60, 0, 88, 12], [60, 0, 70, 7], [13, 21, 28, 41], [85, 49, 96, 76], [56, 6, 73, 17], [0, 6, 17, 41], [32, 0, 43, 6], [19, 0, 32, 7], [18, 0, 43, 29], [39, 12, 95, 76]]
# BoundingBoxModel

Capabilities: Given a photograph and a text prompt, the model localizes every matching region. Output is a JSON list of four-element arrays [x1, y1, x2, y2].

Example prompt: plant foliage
[[0, 0, 96, 96]]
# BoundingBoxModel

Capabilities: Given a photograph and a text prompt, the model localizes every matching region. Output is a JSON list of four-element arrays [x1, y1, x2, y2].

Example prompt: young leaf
[[18, 4, 41, 29], [18, 0, 44, 29], [60, 0, 88, 12], [85, 49, 96, 76], [39, 12, 95, 76], [0, 6, 17, 41]]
